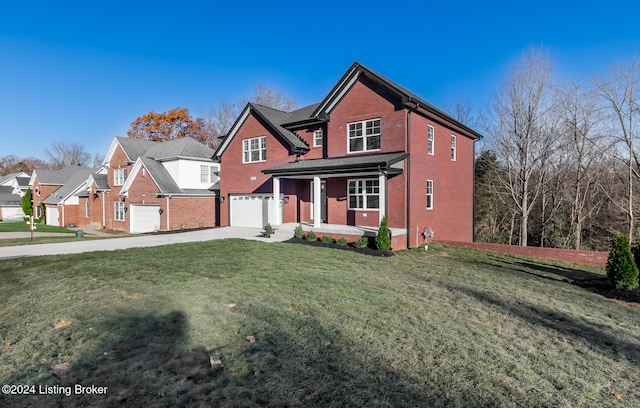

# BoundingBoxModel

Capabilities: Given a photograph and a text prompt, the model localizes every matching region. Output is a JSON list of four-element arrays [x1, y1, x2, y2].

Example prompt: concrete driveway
[[0, 227, 293, 260]]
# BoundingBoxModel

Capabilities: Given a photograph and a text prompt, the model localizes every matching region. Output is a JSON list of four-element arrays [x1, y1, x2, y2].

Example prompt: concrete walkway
[[0, 227, 293, 260]]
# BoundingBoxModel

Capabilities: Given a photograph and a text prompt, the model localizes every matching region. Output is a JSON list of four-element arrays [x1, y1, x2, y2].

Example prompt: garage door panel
[[130, 205, 160, 233], [46, 207, 60, 226], [229, 195, 282, 228]]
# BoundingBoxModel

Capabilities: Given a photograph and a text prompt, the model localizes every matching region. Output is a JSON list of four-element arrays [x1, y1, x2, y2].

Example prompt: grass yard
[[0, 221, 74, 234], [1, 240, 639, 407]]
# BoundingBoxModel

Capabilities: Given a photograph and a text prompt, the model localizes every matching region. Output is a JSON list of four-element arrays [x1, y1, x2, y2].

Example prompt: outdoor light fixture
[[159, 208, 164, 215], [283, 196, 290, 203], [219, 196, 225, 203], [124, 206, 128, 212]]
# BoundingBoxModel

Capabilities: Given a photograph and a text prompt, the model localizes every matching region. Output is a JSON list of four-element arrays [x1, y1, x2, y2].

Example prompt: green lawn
[[0, 221, 74, 233], [1, 240, 639, 407]]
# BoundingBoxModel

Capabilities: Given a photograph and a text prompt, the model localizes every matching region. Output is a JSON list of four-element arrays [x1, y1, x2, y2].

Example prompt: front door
[[311, 180, 327, 222]]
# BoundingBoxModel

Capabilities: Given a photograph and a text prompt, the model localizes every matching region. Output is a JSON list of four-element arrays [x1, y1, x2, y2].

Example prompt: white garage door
[[0, 207, 24, 221], [46, 207, 60, 226], [229, 195, 282, 228], [130, 205, 160, 233]]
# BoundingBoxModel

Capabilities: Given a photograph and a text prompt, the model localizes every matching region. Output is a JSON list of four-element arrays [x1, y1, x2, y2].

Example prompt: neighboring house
[[30, 165, 91, 226], [100, 136, 219, 233], [42, 167, 99, 227], [0, 172, 30, 221], [215, 62, 483, 248]]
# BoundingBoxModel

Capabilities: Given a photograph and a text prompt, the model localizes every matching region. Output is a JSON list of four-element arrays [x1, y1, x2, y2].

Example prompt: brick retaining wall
[[438, 241, 608, 268]]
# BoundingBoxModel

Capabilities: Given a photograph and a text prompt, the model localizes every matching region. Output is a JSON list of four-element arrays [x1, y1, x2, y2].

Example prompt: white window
[[85, 200, 89, 218], [114, 168, 127, 186], [314, 129, 323, 147], [243, 136, 267, 163], [348, 118, 381, 153], [348, 179, 379, 209], [210, 166, 218, 184], [451, 135, 457, 161], [114, 202, 125, 221], [426, 180, 434, 210], [428, 125, 435, 155], [200, 165, 209, 183]]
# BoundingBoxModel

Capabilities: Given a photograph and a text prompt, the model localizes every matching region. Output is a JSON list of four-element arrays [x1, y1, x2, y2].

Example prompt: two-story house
[[98, 136, 219, 233], [214, 62, 483, 248]]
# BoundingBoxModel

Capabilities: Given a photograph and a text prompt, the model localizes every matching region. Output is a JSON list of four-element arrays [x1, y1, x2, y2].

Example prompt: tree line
[[474, 47, 640, 251]]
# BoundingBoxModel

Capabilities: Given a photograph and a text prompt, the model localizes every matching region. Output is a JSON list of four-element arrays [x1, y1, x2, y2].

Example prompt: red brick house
[[30, 165, 93, 226], [96, 136, 219, 233], [214, 62, 483, 248]]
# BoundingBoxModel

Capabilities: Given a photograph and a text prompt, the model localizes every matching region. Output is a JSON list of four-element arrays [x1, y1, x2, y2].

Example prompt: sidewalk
[[0, 227, 293, 259]]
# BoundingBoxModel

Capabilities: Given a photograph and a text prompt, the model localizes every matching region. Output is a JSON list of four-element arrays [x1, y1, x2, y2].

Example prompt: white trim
[[114, 168, 127, 186], [347, 178, 380, 210], [114, 202, 125, 221], [428, 125, 435, 156], [451, 135, 457, 161], [215, 104, 252, 159], [347, 118, 381, 154], [426, 179, 434, 210], [315, 66, 360, 115], [313, 129, 323, 147], [242, 136, 267, 163]]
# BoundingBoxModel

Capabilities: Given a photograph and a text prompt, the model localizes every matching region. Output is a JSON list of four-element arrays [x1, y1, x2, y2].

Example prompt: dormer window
[[348, 118, 380, 153], [314, 129, 323, 147]]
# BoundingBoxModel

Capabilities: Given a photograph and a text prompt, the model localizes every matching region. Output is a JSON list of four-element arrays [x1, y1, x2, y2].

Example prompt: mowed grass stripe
[[0, 240, 638, 407]]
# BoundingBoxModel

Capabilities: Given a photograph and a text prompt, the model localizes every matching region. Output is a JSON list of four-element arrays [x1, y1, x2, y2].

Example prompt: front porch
[[277, 222, 407, 250]]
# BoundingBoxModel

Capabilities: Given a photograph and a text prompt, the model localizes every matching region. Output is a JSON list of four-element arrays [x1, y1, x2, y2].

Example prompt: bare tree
[[444, 97, 478, 129], [44, 142, 91, 169], [487, 46, 558, 246], [593, 57, 640, 242], [198, 83, 298, 145]]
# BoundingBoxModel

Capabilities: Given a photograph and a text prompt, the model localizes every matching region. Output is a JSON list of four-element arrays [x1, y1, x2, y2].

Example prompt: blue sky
[[1, 1, 639, 161]]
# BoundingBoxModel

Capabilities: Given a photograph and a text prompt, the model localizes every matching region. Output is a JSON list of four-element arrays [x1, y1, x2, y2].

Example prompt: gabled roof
[[119, 157, 217, 198], [0, 186, 21, 206], [32, 164, 90, 186], [312, 62, 483, 140], [215, 103, 314, 160], [0, 172, 29, 186], [144, 137, 216, 161], [91, 173, 110, 191], [42, 167, 98, 204], [263, 151, 409, 177]]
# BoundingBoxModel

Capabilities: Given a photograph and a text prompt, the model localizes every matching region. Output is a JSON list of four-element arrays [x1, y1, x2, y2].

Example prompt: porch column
[[313, 176, 321, 228], [379, 172, 386, 224], [272, 177, 281, 225]]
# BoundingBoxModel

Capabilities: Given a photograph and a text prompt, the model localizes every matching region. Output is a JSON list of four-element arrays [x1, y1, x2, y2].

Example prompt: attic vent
[[142, 168, 146, 177]]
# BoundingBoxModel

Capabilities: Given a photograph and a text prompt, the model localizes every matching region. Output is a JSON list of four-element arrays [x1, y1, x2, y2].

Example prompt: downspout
[[166, 196, 171, 231], [60, 204, 64, 227], [472, 140, 477, 242], [406, 109, 412, 249], [101, 192, 106, 228]]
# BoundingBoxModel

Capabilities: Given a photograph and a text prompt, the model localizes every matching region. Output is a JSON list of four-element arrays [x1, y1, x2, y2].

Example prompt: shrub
[[606, 234, 639, 290], [335, 237, 348, 246], [353, 236, 369, 248], [264, 223, 273, 236], [375, 215, 391, 250], [305, 231, 317, 241], [320, 235, 333, 244], [294, 224, 305, 239], [21, 188, 33, 217]]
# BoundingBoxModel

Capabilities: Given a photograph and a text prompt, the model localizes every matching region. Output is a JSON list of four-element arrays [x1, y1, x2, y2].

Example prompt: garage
[[130, 204, 161, 233], [46, 206, 60, 226], [229, 194, 282, 228]]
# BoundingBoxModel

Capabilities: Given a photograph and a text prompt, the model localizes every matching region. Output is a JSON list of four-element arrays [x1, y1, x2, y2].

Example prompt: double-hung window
[[426, 180, 434, 210], [314, 129, 323, 147], [85, 200, 90, 218], [428, 125, 435, 155], [114, 168, 127, 186], [200, 165, 209, 183], [451, 135, 457, 161], [243, 136, 267, 163], [114, 202, 125, 221], [348, 118, 381, 153], [348, 179, 379, 209]]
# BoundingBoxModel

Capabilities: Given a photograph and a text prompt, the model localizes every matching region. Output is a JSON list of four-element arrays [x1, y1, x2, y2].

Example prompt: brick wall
[[439, 241, 608, 268]]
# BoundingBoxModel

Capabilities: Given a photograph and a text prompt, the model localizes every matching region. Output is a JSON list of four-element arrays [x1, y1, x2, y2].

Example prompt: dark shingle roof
[[251, 104, 310, 152], [92, 174, 109, 190], [263, 151, 408, 176], [115, 137, 157, 161]]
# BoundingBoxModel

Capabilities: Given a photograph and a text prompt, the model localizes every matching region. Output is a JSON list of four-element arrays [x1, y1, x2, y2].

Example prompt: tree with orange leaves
[[127, 107, 207, 143]]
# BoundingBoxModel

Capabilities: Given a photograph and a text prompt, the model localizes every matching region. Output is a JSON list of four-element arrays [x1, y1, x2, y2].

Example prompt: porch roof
[[262, 151, 408, 178]]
